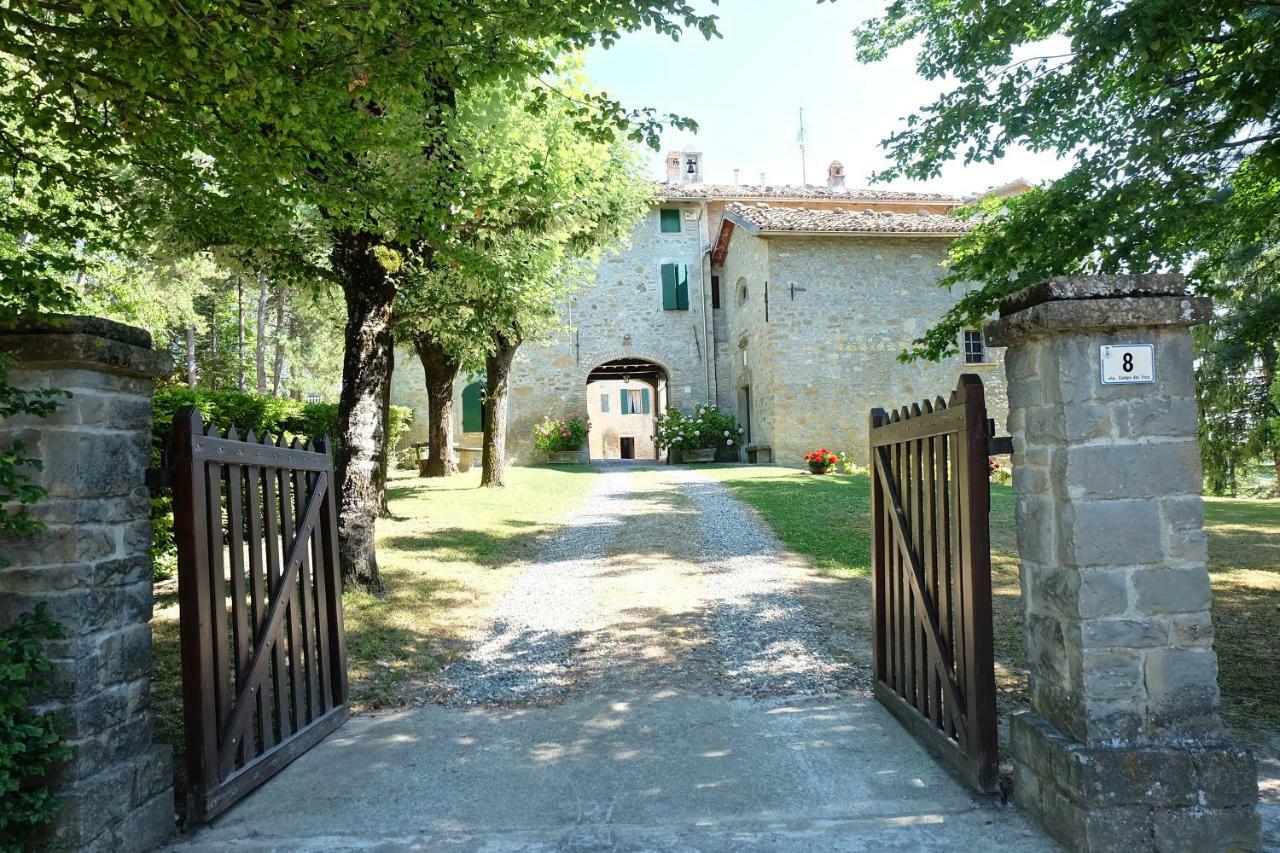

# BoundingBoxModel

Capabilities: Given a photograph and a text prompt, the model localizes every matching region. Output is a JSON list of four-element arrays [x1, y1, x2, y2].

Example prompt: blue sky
[[584, 0, 1068, 196]]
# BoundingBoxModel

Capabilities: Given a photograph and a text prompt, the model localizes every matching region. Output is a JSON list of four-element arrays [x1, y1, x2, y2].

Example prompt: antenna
[[797, 107, 808, 185]]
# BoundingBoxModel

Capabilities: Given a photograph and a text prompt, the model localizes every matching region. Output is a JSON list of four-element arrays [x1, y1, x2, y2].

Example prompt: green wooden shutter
[[462, 382, 483, 432], [659, 208, 681, 233], [620, 389, 630, 414], [676, 265, 690, 310], [641, 387, 651, 414], [660, 263, 678, 310]]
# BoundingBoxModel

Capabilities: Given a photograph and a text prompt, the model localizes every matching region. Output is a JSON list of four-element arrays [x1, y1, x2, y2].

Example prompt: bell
[[686, 158, 697, 174]]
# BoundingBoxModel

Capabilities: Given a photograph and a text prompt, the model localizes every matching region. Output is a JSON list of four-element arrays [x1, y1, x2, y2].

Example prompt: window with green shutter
[[462, 381, 484, 433], [641, 387, 651, 414], [659, 208, 681, 233], [661, 263, 690, 311], [620, 389, 630, 414], [600, 393, 609, 413]]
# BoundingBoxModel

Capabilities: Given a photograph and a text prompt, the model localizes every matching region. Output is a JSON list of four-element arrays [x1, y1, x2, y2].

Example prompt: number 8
[[1122, 353, 1134, 372]]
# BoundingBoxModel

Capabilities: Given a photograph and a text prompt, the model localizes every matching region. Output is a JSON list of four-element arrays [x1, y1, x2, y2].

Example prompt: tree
[[853, 1, 1280, 362], [395, 74, 649, 485], [5, 1, 715, 592]]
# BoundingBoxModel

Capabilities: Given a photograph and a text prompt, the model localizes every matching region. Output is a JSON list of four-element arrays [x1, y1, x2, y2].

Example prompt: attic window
[[659, 208, 682, 233]]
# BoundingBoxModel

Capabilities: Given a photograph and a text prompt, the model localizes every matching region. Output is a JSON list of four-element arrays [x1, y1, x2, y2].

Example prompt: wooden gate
[[868, 375, 1000, 792], [171, 408, 349, 822]]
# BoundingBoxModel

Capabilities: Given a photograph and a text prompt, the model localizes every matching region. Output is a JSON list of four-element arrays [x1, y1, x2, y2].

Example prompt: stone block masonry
[[0, 316, 174, 852], [985, 277, 1259, 852]]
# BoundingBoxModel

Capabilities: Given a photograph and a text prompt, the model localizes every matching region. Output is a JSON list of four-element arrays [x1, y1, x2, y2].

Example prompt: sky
[[583, 0, 1069, 196]]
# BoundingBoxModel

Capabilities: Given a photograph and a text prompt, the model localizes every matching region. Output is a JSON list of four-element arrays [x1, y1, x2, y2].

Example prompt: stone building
[[390, 152, 1009, 466]]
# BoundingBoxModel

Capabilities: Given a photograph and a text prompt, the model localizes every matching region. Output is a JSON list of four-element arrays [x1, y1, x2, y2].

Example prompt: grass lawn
[[149, 463, 598, 801], [704, 464, 1280, 736]]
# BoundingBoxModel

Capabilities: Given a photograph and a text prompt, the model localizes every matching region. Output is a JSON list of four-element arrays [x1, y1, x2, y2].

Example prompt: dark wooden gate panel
[[868, 375, 998, 792], [171, 408, 349, 822]]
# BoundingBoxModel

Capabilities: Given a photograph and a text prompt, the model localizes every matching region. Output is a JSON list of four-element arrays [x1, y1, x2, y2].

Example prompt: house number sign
[[1100, 344, 1155, 384]]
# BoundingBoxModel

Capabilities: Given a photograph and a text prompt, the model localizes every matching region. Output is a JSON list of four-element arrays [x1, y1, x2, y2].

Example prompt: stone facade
[[388, 159, 1009, 467], [0, 316, 175, 852], [720, 230, 1006, 464], [985, 277, 1260, 852]]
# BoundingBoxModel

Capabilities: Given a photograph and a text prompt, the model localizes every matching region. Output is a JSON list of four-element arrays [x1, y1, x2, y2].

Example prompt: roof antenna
[[797, 107, 808, 186]]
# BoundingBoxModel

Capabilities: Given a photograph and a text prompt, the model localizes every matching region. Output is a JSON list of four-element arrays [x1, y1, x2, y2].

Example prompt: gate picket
[[172, 408, 349, 823], [869, 375, 999, 793]]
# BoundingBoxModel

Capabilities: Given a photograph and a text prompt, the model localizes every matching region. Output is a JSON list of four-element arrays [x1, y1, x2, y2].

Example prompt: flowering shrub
[[989, 457, 1012, 485], [804, 448, 839, 473], [533, 412, 590, 452], [653, 405, 743, 451], [838, 451, 869, 477]]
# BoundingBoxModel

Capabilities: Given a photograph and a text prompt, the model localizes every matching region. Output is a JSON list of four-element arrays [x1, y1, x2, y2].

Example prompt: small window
[[659, 208, 682, 233], [738, 283, 748, 305], [963, 330, 987, 364], [600, 393, 609, 413], [660, 263, 690, 310], [619, 387, 651, 415], [711, 275, 721, 309]]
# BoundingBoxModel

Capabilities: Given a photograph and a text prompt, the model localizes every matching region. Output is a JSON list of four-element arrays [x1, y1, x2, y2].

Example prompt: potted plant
[[533, 412, 589, 464], [654, 405, 742, 463], [804, 448, 838, 474]]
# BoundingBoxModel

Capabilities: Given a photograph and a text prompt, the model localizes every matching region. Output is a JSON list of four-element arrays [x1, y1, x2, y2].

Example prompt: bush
[[654, 405, 743, 452], [151, 387, 413, 454], [533, 412, 589, 452], [149, 388, 413, 579], [0, 605, 72, 851]]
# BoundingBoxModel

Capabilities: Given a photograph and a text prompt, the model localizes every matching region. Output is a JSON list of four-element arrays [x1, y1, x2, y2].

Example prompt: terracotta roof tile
[[655, 183, 960, 203], [723, 202, 970, 235]]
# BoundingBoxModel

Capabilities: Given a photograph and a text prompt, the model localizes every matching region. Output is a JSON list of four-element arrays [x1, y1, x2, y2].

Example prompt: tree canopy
[[854, 0, 1280, 361]]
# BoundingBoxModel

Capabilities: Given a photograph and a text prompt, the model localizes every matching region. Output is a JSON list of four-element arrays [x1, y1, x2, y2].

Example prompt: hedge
[[149, 388, 414, 579]]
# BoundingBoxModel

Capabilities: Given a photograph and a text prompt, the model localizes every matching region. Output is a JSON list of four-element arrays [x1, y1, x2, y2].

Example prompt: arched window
[[737, 277, 749, 306], [461, 381, 485, 433]]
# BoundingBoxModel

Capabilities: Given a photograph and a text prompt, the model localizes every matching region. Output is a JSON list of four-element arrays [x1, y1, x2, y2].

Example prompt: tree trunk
[[332, 228, 395, 594], [375, 346, 393, 517], [209, 306, 218, 390], [481, 331, 519, 488], [186, 323, 197, 388], [273, 284, 286, 396], [415, 332, 459, 478], [255, 278, 268, 394], [237, 277, 245, 392]]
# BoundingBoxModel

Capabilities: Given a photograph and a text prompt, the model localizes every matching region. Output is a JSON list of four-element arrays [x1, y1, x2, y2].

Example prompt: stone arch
[[576, 352, 674, 387], [582, 355, 671, 461]]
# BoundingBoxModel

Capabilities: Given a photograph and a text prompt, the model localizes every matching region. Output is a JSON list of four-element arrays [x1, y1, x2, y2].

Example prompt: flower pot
[[684, 447, 716, 463], [808, 462, 833, 475], [546, 450, 582, 464]]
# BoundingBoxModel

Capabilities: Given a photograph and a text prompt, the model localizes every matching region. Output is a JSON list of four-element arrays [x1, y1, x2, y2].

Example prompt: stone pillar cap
[[0, 313, 172, 378], [984, 274, 1210, 348]]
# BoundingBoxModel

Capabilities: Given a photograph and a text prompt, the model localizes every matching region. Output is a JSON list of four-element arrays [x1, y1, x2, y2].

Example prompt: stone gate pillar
[[984, 276, 1260, 852], [0, 316, 174, 851]]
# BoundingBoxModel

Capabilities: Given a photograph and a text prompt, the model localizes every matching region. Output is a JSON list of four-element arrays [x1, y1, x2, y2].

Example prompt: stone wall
[[719, 232, 1008, 466], [391, 204, 716, 463], [388, 202, 1011, 468], [0, 316, 174, 852]]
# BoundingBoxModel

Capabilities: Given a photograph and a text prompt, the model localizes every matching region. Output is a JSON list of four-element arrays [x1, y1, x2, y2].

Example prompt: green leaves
[[855, 0, 1280, 363], [0, 604, 71, 850]]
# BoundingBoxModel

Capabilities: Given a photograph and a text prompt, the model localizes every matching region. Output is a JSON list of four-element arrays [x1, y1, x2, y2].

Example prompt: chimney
[[827, 160, 846, 190], [759, 172, 767, 187], [664, 150, 682, 184], [680, 150, 703, 184], [732, 168, 740, 185]]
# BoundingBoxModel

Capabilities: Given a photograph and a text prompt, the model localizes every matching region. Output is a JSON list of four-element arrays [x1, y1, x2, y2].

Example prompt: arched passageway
[[585, 357, 668, 460]]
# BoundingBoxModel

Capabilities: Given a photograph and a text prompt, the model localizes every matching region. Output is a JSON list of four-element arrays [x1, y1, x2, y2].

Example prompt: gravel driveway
[[435, 464, 864, 706]]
